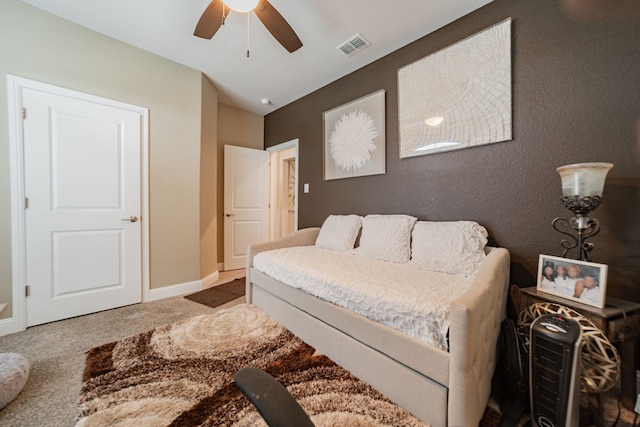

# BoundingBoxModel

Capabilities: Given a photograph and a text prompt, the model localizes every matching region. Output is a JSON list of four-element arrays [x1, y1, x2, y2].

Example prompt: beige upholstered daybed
[[245, 215, 510, 427]]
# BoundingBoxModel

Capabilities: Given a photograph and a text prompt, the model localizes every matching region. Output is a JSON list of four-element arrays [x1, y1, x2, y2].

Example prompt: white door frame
[[5, 75, 150, 335], [267, 139, 299, 239]]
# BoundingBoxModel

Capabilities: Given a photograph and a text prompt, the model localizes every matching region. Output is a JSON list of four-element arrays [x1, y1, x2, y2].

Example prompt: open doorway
[[268, 139, 299, 240]]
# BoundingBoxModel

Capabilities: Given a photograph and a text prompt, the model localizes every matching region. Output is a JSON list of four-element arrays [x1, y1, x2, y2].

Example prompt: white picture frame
[[537, 254, 608, 309], [323, 90, 386, 181]]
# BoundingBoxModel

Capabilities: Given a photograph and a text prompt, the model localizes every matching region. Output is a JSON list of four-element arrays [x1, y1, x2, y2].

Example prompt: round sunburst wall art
[[329, 109, 379, 172]]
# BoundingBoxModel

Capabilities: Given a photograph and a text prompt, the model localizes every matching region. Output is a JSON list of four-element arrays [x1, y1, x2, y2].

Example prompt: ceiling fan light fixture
[[194, 0, 302, 53], [223, 0, 259, 13]]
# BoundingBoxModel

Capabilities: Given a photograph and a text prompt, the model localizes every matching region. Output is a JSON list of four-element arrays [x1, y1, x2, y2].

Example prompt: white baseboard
[[146, 279, 203, 302], [0, 317, 21, 338]]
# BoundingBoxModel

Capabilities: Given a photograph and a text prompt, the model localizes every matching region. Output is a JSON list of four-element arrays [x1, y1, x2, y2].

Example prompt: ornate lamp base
[[552, 215, 600, 262], [560, 195, 602, 216]]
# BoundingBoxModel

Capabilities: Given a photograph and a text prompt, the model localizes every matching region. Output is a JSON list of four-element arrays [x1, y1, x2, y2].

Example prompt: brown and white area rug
[[77, 304, 429, 427]]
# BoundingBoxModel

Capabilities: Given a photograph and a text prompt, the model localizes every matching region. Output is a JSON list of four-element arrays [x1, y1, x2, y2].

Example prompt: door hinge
[[25, 285, 30, 297], [22, 108, 26, 119], [24, 197, 28, 209]]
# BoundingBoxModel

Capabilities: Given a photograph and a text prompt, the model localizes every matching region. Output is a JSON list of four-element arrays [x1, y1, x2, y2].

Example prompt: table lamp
[[552, 162, 613, 261]]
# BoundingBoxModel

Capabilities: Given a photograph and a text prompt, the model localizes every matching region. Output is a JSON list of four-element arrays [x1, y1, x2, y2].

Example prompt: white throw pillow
[[315, 215, 362, 252], [409, 221, 488, 277], [356, 214, 417, 263]]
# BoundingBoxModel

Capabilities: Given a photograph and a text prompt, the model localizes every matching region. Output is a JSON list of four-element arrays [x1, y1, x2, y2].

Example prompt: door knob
[[225, 213, 234, 217], [121, 216, 138, 223]]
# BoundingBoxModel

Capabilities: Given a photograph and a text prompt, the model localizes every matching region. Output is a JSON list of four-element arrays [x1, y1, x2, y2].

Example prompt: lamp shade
[[556, 162, 613, 197], [223, 0, 259, 12]]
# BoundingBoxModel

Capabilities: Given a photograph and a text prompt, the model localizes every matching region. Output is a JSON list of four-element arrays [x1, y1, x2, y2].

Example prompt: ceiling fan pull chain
[[222, 4, 226, 25], [246, 12, 251, 58]]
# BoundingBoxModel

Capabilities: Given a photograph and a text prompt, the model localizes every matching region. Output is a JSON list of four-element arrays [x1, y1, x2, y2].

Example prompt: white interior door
[[22, 86, 143, 326], [224, 145, 269, 270]]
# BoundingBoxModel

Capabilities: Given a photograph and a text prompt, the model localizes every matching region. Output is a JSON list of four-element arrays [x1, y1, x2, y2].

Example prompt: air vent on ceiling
[[336, 34, 370, 57]]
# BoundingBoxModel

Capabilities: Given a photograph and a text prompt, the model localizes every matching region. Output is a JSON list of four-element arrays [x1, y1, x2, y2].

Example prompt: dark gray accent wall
[[264, 0, 640, 302]]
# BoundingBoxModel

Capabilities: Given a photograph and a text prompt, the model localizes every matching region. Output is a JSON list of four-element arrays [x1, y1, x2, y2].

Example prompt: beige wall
[[0, 0, 207, 317], [217, 104, 264, 265], [200, 76, 219, 279]]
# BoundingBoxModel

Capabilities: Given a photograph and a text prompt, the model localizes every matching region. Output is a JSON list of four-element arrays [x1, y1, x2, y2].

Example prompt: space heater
[[530, 313, 582, 427]]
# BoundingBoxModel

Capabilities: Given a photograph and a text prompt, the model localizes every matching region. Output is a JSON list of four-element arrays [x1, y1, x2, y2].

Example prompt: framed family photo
[[537, 254, 608, 309]]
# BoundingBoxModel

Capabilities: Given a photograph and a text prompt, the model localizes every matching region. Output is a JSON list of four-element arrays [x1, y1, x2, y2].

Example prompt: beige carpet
[[77, 304, 427, 426]]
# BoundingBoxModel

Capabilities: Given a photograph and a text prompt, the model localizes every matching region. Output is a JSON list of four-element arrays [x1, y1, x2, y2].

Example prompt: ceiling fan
[[194, 0, 303, 53]]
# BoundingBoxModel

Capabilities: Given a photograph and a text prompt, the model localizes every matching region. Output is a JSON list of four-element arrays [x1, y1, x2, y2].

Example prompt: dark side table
[[517, 286, 640, 411]]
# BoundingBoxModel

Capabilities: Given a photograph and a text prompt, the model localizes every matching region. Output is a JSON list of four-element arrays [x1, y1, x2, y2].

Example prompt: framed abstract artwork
[[398, 18, 512, 158], [323, 90, 386, 180]]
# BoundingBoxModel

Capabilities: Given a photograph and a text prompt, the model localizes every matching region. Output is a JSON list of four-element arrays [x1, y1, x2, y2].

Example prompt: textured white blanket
[[253, 246, 473, 351]]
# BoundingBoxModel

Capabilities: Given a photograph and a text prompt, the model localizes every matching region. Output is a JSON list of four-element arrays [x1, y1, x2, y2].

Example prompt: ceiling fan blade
[[254, 0, 303, 53], [194, 0, 225, 39]]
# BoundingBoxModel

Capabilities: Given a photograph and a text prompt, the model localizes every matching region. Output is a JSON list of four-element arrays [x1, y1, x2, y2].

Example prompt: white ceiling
[[20, 0, 493, 115]]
